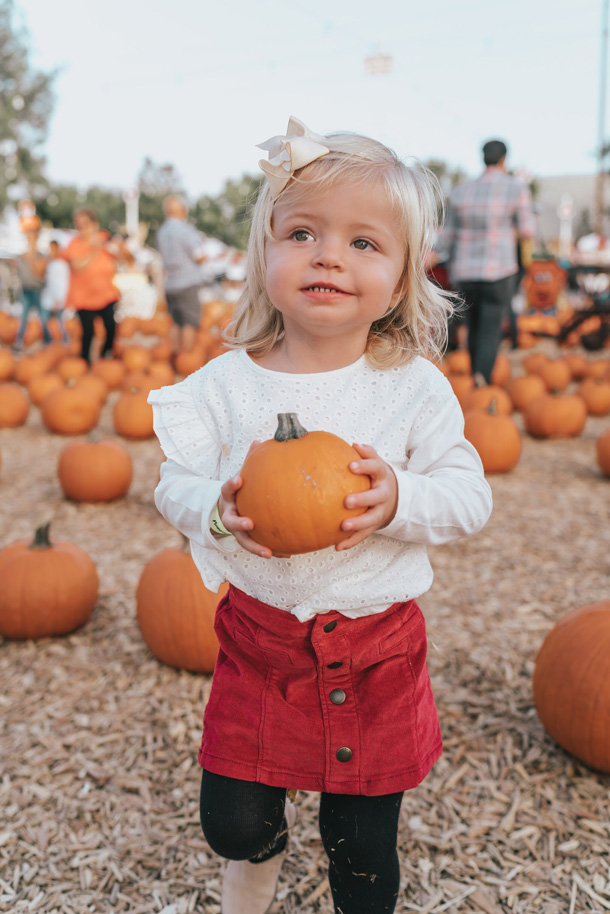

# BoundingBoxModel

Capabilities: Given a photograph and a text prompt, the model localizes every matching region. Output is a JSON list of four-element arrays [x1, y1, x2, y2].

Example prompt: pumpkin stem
[[488, 397, 498, 415], [180, 533, 191, 554], [274, 413, 308, 442], [30, 522, 52, 550]]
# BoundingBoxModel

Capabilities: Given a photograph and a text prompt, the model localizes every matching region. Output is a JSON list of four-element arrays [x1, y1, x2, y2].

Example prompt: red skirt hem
[[198, 743, 443, 796]]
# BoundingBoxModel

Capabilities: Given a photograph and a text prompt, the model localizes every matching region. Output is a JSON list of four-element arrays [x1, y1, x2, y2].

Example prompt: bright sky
[[17, 0, 605, 199]]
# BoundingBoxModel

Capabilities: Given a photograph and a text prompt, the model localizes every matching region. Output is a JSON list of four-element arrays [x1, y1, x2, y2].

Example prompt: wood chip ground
[[1, 342, 609, 913]]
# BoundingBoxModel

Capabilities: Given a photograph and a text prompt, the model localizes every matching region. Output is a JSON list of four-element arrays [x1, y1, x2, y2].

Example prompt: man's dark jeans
[[457, 274, 517, 383]]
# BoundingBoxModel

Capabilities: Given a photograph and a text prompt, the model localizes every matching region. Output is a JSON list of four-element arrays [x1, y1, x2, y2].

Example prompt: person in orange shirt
[[62, 207, 121, 363]]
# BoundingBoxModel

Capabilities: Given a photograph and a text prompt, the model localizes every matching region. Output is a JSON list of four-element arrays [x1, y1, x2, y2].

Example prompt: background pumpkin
[[112, 389, 155, 439], [91, 358, 126, 390], [235, 413, 371, 555], [461, 384, 513, 416], [533, 601, 610, 773], [577, 377, 610, 417], [58, 437, 133, 502], [0, 347, 15, 381], [0, 382, 30, 427], [41, 384, 101, 435], [463, 400, 522, 473], [506, 374, 546, 412], [523, 392, 587, 439], [0, 522, 99, 639], [136, 538, 227, 673]]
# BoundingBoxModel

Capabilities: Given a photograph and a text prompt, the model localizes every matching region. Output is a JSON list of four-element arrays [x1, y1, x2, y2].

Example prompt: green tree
[[36, 183, 125, 232], [192, 174, 264, 250], [0, 0, 55, 213]]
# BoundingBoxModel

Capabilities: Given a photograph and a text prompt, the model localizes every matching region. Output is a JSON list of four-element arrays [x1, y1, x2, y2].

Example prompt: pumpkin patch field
[[1, 339, 610, 914]]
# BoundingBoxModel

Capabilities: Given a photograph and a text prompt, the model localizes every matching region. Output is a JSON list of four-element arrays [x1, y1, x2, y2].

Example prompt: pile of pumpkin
[[439, 349, 610, 476], [514, 307, 610, 351], [0, 299, 233, 439]]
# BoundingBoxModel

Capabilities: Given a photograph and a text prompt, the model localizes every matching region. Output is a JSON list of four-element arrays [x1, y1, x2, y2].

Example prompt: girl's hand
[[336, 443, 398, 552], [217, 441, 292, 560]]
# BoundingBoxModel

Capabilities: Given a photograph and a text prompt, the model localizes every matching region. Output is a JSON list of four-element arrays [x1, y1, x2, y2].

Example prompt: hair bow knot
[[257, 116, 330, 199]]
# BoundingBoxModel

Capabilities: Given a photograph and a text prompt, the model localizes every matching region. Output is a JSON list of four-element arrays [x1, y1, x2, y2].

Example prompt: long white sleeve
[[154, 459, 239, 554], [382, 394, 492, 545]]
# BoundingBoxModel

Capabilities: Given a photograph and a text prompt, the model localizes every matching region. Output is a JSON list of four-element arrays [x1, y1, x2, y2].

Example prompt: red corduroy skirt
[[198, 585, 442, 796]]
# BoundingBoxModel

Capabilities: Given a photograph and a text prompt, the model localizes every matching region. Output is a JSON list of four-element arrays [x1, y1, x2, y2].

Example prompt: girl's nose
[[313, 238, 344, 269]]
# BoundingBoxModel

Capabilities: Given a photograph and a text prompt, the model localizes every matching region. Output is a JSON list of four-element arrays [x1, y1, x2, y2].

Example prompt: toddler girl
[[149, 117, 492, 914]]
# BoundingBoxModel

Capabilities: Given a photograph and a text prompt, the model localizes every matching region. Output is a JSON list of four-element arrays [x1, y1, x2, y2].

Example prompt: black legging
[[200, 770, 403, 914], [77, 300, 117, 363]]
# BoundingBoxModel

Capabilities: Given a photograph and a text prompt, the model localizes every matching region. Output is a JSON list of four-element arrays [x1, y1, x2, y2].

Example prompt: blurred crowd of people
[[1, 196, 246, 363]]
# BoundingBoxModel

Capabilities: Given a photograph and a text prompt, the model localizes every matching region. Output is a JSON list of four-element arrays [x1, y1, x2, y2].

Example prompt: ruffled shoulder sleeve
[[148, 372, 220, 476]]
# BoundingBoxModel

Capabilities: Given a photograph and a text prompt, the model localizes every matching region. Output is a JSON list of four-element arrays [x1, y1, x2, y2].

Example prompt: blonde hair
[[228, 131, 454, 367]]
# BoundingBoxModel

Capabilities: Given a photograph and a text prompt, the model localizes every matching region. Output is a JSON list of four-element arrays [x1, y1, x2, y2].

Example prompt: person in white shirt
[[41, 240, 70, 343], [148, 117, 493, 914]]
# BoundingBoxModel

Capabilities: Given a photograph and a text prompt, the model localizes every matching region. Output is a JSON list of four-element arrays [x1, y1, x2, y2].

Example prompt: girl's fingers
[[351, 442, 377, 459], [349, 457, 389, 481], [234, 529, 273, 559], [341, 510, 383, 534], [335, 526, 374, 551], [344, 488, 387, 511]]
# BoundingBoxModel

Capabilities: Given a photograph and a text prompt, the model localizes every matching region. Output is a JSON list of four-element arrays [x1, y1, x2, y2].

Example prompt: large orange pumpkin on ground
[[0, 382, 30, 427], [461, 384, 513, 416], [235, 413, 371, 555], [0, 523, 99, 639], [0, 347, 15, 381], [58, 438, 133, 502], [41, 384, 101, 434], [136, 539, 227, 673], [523, 392, 587, 439], [506, 374, 546, 412], [577, 377, 610, 416], [463, 400, 522, 473], [533, 601, 610, 773], [91, 358, 126, 390], [112, 389, 154, 439]]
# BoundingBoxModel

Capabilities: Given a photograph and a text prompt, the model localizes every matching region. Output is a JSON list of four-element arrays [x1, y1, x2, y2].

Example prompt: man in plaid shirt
[[434, 139, 536, 383]]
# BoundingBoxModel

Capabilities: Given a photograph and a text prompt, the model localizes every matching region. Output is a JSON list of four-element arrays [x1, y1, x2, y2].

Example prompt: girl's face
[[265, 179, 405, 354]]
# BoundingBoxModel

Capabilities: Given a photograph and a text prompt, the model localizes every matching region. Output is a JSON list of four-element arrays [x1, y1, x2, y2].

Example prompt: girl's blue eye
[[353, 238, 372, 251], [293, 230, 312, 242]]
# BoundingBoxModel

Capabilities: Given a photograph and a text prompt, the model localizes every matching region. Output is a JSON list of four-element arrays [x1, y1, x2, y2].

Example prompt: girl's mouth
[[302, 284, 350, 295]]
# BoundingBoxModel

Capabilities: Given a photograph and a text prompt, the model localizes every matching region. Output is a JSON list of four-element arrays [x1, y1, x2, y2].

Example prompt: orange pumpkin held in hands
[[235, 413, 371, 555], [0, 522, 99, 639]]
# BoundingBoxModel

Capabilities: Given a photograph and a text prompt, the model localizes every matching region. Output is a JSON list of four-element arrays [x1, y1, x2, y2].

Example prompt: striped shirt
[[156, 218, 205, 293], [435, 169, 536, 283]]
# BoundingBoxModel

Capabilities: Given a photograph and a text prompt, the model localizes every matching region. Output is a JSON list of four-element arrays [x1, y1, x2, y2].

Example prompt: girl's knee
[[200, 808, 271, 861]]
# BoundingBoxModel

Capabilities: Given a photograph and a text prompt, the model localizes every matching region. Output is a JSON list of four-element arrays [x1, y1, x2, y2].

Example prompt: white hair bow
[[257, 116, 330, 199]]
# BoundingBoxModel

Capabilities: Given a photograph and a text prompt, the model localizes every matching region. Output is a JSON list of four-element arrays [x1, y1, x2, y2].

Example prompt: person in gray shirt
[[156, 196, 207, 355]]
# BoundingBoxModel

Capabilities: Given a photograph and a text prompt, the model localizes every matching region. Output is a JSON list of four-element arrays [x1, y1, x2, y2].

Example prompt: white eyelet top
[[148, 349, 492, 622]]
